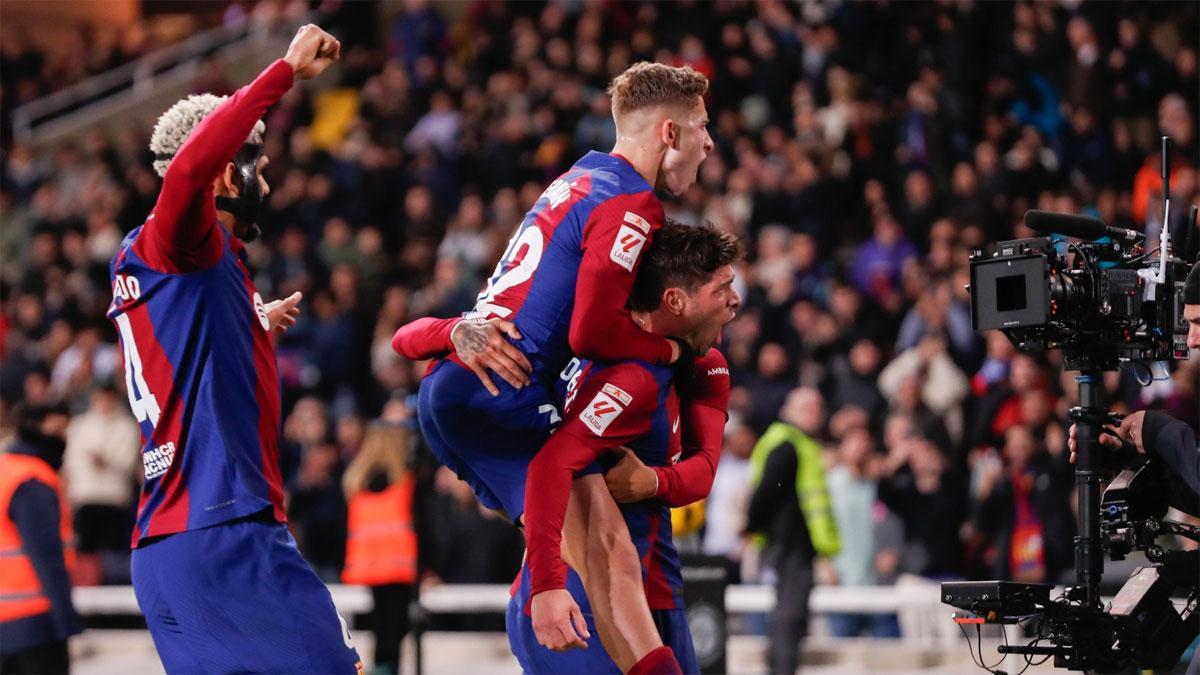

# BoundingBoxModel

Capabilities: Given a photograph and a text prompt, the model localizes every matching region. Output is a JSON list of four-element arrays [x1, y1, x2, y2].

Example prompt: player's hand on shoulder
[[284, 24, 341, 80], [530, 589, 590, 651], [265, 292, 302, 334], [451, 318, 532, 396]]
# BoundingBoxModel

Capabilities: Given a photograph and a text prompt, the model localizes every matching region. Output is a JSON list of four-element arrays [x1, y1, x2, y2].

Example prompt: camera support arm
[[1071, 372, 1107, 609]]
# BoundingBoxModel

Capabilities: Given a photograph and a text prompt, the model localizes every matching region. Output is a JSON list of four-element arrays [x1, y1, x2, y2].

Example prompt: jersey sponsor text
[[143, 441, 177, 480]]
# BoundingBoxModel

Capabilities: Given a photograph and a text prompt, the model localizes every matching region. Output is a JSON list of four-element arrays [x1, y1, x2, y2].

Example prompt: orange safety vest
[[342, 475, 417, 586], [0, 453, 75, 622]]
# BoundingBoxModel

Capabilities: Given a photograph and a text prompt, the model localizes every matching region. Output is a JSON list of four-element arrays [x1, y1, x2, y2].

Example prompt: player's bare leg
[[561, 474, 662, 671]]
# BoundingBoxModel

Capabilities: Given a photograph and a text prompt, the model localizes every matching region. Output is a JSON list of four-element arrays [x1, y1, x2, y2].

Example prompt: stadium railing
[[74, 581, 946, 619], [11, 16, 304, 146]]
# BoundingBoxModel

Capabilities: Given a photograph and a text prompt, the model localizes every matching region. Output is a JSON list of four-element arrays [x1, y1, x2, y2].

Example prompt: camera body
[[969, 234, 1190, 371], [954, 205, 1199, 672]]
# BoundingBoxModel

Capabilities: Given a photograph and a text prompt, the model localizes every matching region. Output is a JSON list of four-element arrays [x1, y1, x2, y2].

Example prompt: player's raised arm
[[569, 194, 678, 365], [143, 25, 338, 269]]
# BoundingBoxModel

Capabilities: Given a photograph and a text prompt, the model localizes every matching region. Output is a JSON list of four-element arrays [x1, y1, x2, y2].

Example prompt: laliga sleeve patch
[[623, 210, 651, 234], [580, 386, 632, 436], [610, 225, 647, 272]]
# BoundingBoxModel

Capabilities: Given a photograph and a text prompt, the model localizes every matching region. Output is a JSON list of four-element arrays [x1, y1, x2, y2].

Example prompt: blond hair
[[149, 94, 265, 177], [342, 425, 410, 498], [607, 62, 709, 119]]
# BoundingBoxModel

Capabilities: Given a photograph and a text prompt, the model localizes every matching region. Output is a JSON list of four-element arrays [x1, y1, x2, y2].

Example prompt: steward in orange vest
[[0, 405, 81, 674], [341, 423, 418, 675], [342, 474, 418, 586]]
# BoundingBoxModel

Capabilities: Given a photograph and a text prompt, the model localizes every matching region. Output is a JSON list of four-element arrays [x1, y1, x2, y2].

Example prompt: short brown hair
[[607, 62, 709, 118], [629, 220, 741, 312]]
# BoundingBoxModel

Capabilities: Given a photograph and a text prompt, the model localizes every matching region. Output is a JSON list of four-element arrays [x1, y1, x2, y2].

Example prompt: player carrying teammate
[[511, 222, 739, 674], [393, 63, 714, 673], [106, 25, 361, 674]]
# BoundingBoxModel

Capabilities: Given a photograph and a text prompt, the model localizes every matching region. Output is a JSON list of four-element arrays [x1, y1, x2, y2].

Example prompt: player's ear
[[663, 287, 687, 315], [660, 117, 678, 150], [218, 162, 240, 197]]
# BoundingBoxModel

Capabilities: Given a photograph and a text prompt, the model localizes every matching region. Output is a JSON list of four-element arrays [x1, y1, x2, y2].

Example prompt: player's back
[[469, 151, 664, 381], [107, 224, 284, 545]]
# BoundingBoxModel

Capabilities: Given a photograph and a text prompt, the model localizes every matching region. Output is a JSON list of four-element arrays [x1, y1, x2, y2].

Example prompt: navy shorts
[[505, 564, 698, 674], [131, 515, 362, 674], [417, 358, 562, 522]]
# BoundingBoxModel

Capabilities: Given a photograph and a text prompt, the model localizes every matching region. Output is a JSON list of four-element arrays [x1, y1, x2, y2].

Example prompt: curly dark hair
[[628, 220, 741, 312]]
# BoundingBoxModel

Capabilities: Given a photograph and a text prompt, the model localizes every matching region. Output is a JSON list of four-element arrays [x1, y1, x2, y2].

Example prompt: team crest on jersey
[[610, 225, 647, 272], [252, 292, 270, 331], [580, 385, 632, 436]]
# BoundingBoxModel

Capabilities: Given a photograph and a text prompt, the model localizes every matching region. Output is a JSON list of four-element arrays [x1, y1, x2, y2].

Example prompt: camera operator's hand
[[1117, 411, 1147, 455], [1068, 422, 1124, 464]]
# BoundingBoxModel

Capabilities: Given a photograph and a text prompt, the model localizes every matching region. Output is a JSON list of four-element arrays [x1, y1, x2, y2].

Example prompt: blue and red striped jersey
[[464, 151, 675, 374], [106, 60, 293, 546], [511, 350, 730, 615], [526, 352, 736, 610]]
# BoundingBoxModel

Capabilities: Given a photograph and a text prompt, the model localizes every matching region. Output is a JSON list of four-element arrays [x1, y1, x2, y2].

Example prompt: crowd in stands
[[1, 0, 1197, 630]]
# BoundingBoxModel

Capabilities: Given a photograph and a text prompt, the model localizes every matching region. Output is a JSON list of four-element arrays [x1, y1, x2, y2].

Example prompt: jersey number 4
[[114, 313, 162, 426]]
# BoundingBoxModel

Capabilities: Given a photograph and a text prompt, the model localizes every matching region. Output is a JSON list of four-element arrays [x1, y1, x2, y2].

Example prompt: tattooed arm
[[450, 319, 533, 396]]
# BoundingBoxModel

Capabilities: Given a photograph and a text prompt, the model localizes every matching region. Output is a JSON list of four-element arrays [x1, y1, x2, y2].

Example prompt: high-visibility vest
[[342, 475, 417, 586], [0, 453, 75, 622], [748, 422, 841, 557]]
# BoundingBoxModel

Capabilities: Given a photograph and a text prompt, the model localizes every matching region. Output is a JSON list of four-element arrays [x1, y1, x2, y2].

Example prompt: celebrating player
[[393, 62, 714, 673], [106, 25, 362, 674], [511, 222, 739, 673]]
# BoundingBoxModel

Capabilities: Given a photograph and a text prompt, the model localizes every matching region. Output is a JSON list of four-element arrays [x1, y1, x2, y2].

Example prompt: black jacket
[[1143, 411, 1199, 516]]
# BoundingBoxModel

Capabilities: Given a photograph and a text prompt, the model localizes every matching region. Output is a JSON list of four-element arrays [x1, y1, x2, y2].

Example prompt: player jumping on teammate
[[393, 63, 714, 673]]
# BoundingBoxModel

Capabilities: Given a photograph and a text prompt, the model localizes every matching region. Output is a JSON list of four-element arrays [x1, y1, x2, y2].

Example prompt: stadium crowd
[[1, 0, 1197, 635]]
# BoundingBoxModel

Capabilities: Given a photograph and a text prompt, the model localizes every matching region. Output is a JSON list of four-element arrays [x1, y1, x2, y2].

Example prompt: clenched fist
[[283, 24, 340, 80]]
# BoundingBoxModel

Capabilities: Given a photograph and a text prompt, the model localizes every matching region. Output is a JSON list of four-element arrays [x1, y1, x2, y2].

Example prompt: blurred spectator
[[878, 431, 967, 579], [287, 442, 347, 583], [62, 385, 139, 560], [416, 466, 523, 631], [342, 423, 417, 675], [967, 425, 1074, 584], [826, 428, 901, 638], [879, 333, 970, 446], [850, 212, 917, 313], [701, 420, 756, 578], [746, 388, 840, 675]]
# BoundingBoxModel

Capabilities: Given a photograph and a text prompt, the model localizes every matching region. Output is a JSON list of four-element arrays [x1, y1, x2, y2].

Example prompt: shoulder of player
[[695, 348, 729, 373], [690, 348, 731, 406], [587, 187, 662, 219], [582, 361, 663, 410], [694, 349, 731, 382]]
